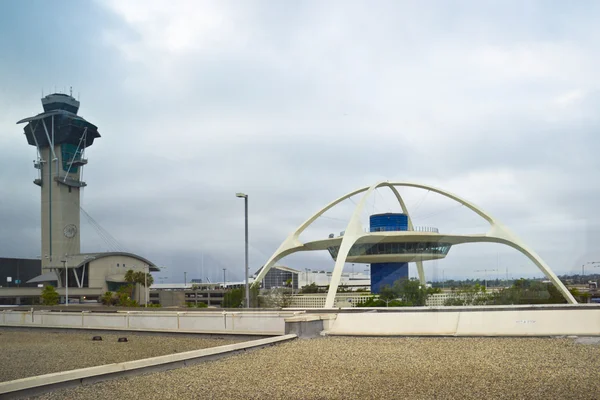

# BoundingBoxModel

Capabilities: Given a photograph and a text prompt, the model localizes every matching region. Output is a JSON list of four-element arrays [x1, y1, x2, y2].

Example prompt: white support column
[[388, 185, 426, 285], [325, 235, 359, 308], [252, 186, 370, 287], [388, 182, 576, 304], [251, 244, 304, 288], [73, 267, 81, 288], [325, 182, 384, 308], [484, 232, 577, 304]]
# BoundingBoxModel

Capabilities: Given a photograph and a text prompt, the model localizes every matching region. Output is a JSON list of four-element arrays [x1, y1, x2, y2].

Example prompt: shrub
[[41, 285, 59, 305], [101, 291, 114, 306]]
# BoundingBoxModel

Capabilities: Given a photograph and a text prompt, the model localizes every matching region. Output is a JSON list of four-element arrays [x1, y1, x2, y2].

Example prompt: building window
[[117, 263, 120, 267], [123, 264, 126, 268]]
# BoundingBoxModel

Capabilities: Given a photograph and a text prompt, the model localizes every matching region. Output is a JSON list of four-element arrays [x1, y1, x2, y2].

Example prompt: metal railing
[[412, 226, 439, 233], [334, 226, 439, 238]]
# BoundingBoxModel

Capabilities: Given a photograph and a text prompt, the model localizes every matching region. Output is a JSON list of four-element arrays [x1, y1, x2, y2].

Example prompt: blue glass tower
[[369, 213, 409, 293]]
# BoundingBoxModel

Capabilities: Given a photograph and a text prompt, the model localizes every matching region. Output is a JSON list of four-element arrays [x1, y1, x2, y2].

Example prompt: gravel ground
[[35, 336, 600, 400], [0, 328, 242, 382]]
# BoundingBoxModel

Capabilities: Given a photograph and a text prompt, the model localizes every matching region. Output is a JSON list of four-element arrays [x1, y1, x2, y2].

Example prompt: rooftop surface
[[0, 328, 243, 382], [34, 336, 600, 399]]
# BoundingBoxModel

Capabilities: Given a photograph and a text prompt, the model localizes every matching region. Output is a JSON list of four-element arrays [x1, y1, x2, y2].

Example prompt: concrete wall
[[40, 146, 81, 271], [0, 310, 302, 335], [290, 294, 372, 308], [159, 291, 185, 307], [326, 306, 600, 336], [88, 256, 151, 291]]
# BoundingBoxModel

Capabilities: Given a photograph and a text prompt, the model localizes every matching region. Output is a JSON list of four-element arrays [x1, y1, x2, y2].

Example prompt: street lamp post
[[145, 265, 148, 308], [61, 257, 68, 306], [223, 268, 227, 288], [236, 192, 250, 308], [583, 261, 600, 282], [442, 270, 445, 289]]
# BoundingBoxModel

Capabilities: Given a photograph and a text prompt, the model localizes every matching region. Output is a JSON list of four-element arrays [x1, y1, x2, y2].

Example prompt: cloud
[[1, 0, 599, 282]]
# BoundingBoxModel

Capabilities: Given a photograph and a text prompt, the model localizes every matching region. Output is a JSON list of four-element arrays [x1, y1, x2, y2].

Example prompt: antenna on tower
[[70, 86, 73, 97]]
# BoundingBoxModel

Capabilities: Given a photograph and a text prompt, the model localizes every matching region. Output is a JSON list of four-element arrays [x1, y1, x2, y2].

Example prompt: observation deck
[[17, 93, 100, 149], [325, 225, 451, 264], [54, 175, 87, 188]]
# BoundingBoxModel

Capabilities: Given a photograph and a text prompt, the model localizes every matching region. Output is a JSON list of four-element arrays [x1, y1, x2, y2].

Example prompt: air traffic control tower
[[17, 93, 100, 272]]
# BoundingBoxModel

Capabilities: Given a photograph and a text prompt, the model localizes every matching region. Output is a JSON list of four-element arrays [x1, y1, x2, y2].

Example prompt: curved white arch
[[387, 185, 426, 285], [253, 181, 576, 307], [252, 182, 397, 288]]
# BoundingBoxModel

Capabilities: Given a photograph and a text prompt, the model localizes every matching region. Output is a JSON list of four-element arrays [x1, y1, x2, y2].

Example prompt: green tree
[[300, 283, 320, 294], [264, 287, 294, 308], [378, 285, 398, 306], [444, 284, 490, 306], [124, 269, 135, 284], [116, 284, 137, 306], [101, 291, 115, 306], [124, 269, 154, 303], [133, 271, 154, 287], [355, 296, 386, 307], [337, 284, 350, 293], [393, 279, 430, 306], [354, 279, 435, 307], [223, 287, 244, 308], [41, 285, 59, 305]]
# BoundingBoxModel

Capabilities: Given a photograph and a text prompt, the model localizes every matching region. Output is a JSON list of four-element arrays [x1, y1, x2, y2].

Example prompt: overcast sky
[[1, 0, 599, 284]]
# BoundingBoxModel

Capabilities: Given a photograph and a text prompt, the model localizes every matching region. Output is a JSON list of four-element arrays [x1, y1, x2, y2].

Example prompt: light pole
[[442, 270, 445, 289], [184, 271, 187, 287], [236, 192, 250, 308], [583, 262, 600, 282], [223, 268, 227, 288], [61, 256, 68, 306], [145, 265, 148, 308], [305, 268, 309, 286]]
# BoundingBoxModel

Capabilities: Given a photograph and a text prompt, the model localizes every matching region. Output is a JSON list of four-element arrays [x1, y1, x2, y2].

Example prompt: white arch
[[252, 183, 407, 288], [387, 185, 426, 285], [253, 181, 577, 307]]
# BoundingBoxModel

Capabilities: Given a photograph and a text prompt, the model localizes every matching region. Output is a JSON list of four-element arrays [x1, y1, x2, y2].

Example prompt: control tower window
[[61, 143, 82, 173]]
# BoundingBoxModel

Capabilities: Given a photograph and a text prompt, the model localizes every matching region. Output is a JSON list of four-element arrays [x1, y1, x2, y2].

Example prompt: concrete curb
[[0, 323, 278, 336], [0, 334, 297, 399], [285, 314, 337, 338]]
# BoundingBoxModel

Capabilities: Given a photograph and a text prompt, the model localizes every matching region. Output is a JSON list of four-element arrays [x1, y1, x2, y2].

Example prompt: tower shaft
[[39, 145, 82, 270]]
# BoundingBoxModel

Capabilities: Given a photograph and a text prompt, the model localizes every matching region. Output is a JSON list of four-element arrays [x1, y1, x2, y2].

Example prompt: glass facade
[[262, 268, 299, 290], [61, 143, 82, 173], [369, 213, 409, 232], [371, 263, 408, 294], [327, 242, 453, 259]]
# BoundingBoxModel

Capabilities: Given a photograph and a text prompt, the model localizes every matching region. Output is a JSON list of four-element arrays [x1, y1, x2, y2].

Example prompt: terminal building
[[0, 93, 158, 304]]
